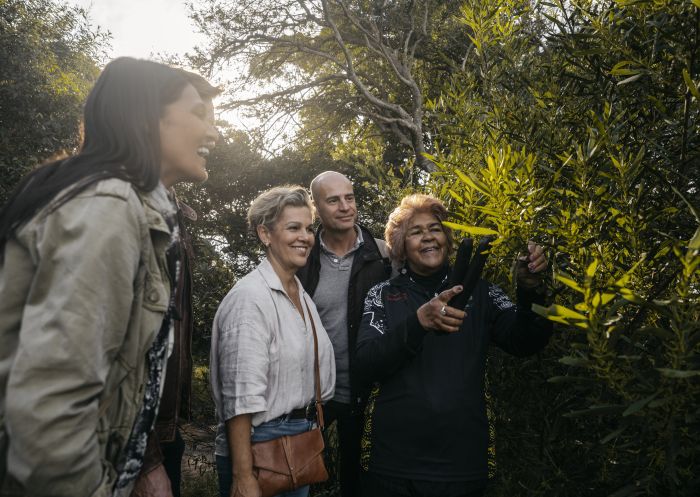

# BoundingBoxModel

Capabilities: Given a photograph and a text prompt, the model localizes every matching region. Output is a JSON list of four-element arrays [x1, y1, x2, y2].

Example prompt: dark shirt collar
[[405, 263, 449, 295]]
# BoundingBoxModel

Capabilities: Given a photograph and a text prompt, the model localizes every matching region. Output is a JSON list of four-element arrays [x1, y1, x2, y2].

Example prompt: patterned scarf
[[113, 186, 180, 495]]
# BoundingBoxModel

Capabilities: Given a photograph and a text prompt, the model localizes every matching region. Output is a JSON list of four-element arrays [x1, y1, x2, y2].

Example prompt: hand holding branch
[[515, 241, 548, 289]]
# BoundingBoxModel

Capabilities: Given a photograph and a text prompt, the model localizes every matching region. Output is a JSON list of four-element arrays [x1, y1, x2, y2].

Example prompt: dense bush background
[[2, 0, 698, 495]]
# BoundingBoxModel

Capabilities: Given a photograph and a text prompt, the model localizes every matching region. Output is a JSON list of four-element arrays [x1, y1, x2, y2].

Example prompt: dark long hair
[[0, 57, 190, 250]]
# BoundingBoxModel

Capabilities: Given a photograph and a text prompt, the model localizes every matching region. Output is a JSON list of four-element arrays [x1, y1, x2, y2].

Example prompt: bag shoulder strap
[[303, 299, 325, 430]]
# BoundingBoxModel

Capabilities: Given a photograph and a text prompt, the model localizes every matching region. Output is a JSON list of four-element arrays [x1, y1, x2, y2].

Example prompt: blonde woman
[[211, 186, 336, 497]]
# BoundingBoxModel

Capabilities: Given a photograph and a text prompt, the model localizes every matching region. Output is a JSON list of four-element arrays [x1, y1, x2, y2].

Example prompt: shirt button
[[148, 290, 159, 303]]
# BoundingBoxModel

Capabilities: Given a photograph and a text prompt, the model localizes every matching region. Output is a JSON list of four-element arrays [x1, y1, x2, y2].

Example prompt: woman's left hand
[[525, 241, 547, 273], [515, 241, 548, 289]]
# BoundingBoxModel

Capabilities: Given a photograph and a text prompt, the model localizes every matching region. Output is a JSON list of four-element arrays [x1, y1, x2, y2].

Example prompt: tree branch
[[222, 74, 345, 107]]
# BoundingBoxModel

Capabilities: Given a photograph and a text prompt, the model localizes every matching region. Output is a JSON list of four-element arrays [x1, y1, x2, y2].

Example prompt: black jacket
[[297, 225, 391, 408], [355, 269, 552, 482]]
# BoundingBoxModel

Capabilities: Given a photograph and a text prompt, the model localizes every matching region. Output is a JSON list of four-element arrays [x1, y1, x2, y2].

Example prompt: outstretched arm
[[490, 242, 552, 356]]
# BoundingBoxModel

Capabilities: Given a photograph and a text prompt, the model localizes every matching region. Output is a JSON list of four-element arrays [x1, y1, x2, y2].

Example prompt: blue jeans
[[216, 416, 314, 497]]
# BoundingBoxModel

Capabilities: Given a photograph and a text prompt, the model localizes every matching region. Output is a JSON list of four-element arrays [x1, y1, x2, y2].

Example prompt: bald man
[[298, 171, 391, 497]]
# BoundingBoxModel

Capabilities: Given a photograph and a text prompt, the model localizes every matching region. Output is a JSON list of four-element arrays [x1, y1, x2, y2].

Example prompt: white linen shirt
[[211, 257, 336, 456]]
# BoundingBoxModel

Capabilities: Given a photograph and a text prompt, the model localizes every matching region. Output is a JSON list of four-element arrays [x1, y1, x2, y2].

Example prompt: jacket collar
[[169, 187, 197, 221], [178, 200, 197, 221], [138, 182, 177, 235]]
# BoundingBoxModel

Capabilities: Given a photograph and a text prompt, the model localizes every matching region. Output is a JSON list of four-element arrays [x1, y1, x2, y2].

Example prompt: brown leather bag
[[250, 301, 329, 497]]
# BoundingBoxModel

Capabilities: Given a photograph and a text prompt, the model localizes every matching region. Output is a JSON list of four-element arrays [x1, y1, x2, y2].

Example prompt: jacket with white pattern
[[355, 268, 552, 482]]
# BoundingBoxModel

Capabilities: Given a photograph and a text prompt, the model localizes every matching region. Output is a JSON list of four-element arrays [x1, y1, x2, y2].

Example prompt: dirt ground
[[181, 422, 217, 478]]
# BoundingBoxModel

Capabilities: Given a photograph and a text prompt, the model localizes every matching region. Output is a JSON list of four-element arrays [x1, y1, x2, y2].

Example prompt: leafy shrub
[[426, 1, 700, 495]]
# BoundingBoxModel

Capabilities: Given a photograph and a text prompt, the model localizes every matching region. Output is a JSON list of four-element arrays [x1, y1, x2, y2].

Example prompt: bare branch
[[223, 74, 345, 108], [192, 0, 439, 172], [320, 0, 411, 120]]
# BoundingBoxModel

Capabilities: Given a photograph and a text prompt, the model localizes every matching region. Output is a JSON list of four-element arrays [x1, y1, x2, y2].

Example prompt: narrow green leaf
[[471, 205, 499, 216], [586, 259, 599, 278], [657, 368, 700, 379], [601, 293, 616, 305], [533, 303, 588, 328], [623, 392, 659, 417], [689, 227, 700, 250], [617, 73, 643, 86], [533, 304, 571, 326], [559, 356, 591, 368], [619, 288, 643, 304], [454, 169, 489, 196], [610, 60, 640, 76], [442, 221, 499, 236], [448, 189, 464, 204], [600, 426, 627, 444], [614, 255, 646, 288], [563, 405, 624, 418], [683, 68, 700, 99], [555, 273, 584, 293], [648, 397, 673, 408], [550, 304, 587, 321]]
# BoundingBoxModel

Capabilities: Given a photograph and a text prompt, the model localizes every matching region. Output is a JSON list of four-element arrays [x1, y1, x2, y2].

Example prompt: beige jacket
[[0, 178, 175, 497]]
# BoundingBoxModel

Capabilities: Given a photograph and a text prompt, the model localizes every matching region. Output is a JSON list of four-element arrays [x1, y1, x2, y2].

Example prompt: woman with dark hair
[[0, 57, 218, 497], [135, 69, 222, 497], [355, 194, 552, 497]]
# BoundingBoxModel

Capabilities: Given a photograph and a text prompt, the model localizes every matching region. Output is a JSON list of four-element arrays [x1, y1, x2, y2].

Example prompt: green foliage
[[190, 0, 471, 172], [427, 1, 700, 495], [0, 0, 105, 203], [1, 1, 697, 495]]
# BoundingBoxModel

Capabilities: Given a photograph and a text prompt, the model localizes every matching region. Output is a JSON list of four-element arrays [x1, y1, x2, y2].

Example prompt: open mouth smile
[[420, 246, 440, 254]]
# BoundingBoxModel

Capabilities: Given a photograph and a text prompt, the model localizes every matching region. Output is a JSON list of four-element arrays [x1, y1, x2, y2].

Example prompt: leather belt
[[288, 403, 317, 420]]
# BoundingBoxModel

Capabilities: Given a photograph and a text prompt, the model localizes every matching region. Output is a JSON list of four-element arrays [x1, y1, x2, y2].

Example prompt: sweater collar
[[405, 264, 449, 294]]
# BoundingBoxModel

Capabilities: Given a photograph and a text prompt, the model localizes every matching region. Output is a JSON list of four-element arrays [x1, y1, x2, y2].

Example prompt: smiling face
[[159, 83, 218, 187], [258, 206, 316, 274], [404, 211, 449, 276], [313, 173, 357, 234]]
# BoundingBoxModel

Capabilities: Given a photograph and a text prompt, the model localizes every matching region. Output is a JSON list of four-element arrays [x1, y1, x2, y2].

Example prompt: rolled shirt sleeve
[[217, 316, 271, 420], [210, 260, 336, 457]]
